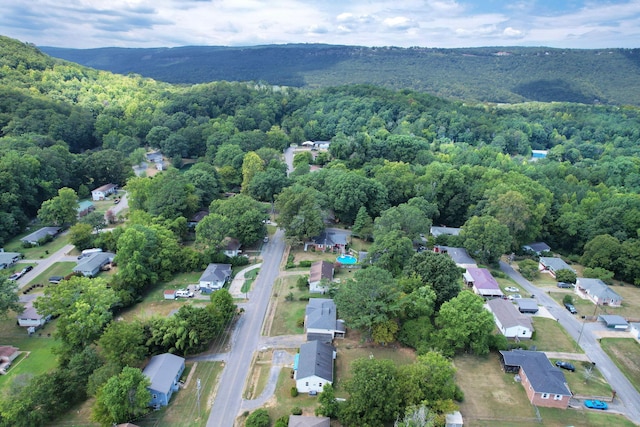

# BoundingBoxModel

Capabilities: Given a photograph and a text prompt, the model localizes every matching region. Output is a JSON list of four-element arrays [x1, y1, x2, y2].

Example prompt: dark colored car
[[21, 265, 33, 274], [557, 282, 573, 288], [584, 400, 608, 410], [555, 360, 576, 372], [564, 302, 578, 314], [49, 276, 64, 284]]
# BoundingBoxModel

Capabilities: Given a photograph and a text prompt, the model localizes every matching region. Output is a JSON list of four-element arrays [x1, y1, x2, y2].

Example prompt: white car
[[176, 289, 194, 298], [508, 294, 522, 300], [505, 286, 519, 292]]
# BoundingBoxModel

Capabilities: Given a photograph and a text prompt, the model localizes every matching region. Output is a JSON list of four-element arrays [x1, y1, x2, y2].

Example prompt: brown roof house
[[308, 261, 334, 294], [487, 298, 534, 339], [500, 350, 572, 408], [91, 183, 117, 201]]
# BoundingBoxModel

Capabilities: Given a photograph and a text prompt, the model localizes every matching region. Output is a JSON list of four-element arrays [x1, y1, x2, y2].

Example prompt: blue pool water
[[336, 254, 357, 265]]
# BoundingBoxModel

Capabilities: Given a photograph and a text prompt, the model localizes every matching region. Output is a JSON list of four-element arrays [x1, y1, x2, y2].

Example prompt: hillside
[[40, 44, 640, 106]]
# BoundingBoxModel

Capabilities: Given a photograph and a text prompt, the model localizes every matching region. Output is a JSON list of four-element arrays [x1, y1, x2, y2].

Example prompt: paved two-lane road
[[206, 228, 286, 427]]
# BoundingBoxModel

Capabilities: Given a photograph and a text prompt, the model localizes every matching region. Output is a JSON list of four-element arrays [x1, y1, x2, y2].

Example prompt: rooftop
[[500, 350, 571, 396], [143, 353, 185, 394], [297, 340, 334, 382], [306, 298, 338, 330]]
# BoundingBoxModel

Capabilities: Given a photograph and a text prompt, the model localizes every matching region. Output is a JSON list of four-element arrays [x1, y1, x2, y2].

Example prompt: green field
[[600, 338, 640, 394]]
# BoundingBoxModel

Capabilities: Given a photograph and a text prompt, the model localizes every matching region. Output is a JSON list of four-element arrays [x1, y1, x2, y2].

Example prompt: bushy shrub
[[518, 259, 539, 280], [291, 406, 302, 415], [298, 260, 312, 267], [563, 294, 573, 304], [556, 268, 577, 284], [290, 387, 299, 397], [296, 317, 305, 328], [245, 409, 270, 427]]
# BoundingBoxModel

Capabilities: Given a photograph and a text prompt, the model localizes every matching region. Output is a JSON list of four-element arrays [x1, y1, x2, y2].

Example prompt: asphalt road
[[15, 242, 75, 291], [500, 261, 640, 425], [206, 228, 286, 427]]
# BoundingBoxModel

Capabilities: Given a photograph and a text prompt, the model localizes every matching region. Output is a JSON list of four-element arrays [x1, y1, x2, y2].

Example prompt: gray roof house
[[430, 226, 462, 237], [143, 353, 185, 408], [305, 229, 350, 252], [576, 278, 623, 307], [308, 261, 334, 294], [20, 227, 61, 246], [435, 246, 477, 268], [538, 257, 575, 278], [73, 252, 115, 277], [294, 340, 335, 394], [0, 252, 21, 270], [288, 415, 331, 427], [500, 350, 572, 408], [17, 301, 49, 328], [523, 242, 551, 255], [487, 298, 534, 339], [305, 298, 345, 342], [198, 263, 232, 293]]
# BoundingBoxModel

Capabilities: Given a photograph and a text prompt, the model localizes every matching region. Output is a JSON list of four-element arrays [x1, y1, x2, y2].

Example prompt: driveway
[[15, 242, 75, 290], [500, 261, 640, 425]]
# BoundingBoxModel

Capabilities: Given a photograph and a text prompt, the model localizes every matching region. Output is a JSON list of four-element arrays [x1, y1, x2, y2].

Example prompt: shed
[[598, 315, 629, 330], [143, 353, 185, 407], [445, 411, 464, 427], [164, 290, 176, 300], [516, 298, 539, 314]]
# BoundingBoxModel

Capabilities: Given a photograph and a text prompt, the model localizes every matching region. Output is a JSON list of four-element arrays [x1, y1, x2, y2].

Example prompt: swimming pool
[[336, 254, 357, 265]]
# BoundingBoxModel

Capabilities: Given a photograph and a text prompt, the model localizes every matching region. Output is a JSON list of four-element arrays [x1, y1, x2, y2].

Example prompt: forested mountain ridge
[[40, 43, 640, 106]]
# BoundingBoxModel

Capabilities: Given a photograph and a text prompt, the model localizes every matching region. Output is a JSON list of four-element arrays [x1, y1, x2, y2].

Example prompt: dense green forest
[[2, 33, 640, 425], [41, 43, 640, 106]]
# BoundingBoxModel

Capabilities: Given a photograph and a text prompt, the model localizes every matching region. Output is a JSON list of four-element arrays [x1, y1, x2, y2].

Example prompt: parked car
[[263, 236, 269, 243], [8, 272, 21, 281], [507, 294, 522, 300], [505, 286, 519, 292], [564, 302, 578, 314], [113, 198, 120, 204], [555, 361, 576, 372], [557, 282, 573, 288], [21, 265, 33, 274], [49, 276, 64, 284], [584, 400, 608, 410], [176, 289, 194, 298]]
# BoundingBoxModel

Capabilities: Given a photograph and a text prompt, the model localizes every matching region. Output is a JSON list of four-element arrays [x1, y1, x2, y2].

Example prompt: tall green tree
[[209, 194, 267, 245], [241, 151, 264, 193], [461, 215, 511, 265], [195, 213, 232, 251], [404, 251, 463, 308], [91, 367, 151, 426], [275, 185, 326, 243], [37, 187, 78, 226], [0, 276, 23, 318], [98, 320, 148, 367], [352, 206, 374, 241]]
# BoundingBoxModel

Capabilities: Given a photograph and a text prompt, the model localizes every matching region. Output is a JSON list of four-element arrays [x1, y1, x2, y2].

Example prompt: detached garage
[[598, 315, 629, 330]]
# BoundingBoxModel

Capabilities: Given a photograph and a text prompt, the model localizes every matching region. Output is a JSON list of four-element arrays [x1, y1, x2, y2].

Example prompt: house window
[[305, 382, 309, 386], [554, 394, 562, 400], [541, 393, 549, 399], [152, 394, 157, 399], [319, 383, 322, 388]]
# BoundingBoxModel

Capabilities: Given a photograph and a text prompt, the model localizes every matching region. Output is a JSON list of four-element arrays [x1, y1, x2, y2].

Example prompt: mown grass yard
[[530, 317, 582, 353], [600, 338, 640, 394], [3, 232, 71, 260], [24, 261, 75, 286], [268, 275, 309, 336], [455, 353, 636, 427]]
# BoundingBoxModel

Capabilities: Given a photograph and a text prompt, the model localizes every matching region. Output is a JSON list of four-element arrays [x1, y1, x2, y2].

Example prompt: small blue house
[[143, 353, 185, 408]]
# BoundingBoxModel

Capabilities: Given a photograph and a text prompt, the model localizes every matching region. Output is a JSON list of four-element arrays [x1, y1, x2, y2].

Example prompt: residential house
[[164, 290, 176, 300], [598, 315, 628, 330], [77, 200, 95, 218], [73, 252, 115, 277], [198, 263, 232, 293], [464, 267, 504, 299], [222, 238, 242, 258], [288, 415, 331, 427], [0, 345, 19, 374], [630, 323, 640, 341], [308, 261, 334, 294], [304, 229, 349, 252], [313, 141, 331, 150], [500, 349, 572, 408], [91, 183, 117, 201], [430, 226, 462, 237], [294, 340, 335, 394], [305, 298, 345, 342], [522, 242, 551, 255], [20, 227, 61, 246], [575, 278, 623, 307], [435, 246, 477, 269], [0, 252, 21, 270], [187, 210, 209, 228], [301, 141, 315, 147], [445, 411, 464, 427], [17, 301, 49, 328], [538, 257, 575, 278], [487, 298, 534, 339], [143, 353, 185, 408], [516, 299, 539, 314]]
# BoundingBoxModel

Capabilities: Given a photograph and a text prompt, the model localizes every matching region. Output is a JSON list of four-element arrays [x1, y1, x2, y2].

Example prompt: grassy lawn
[[244, 349, 275, 399], [600, 338, 640, 394], [455, 353, 635, 427], [3, 232, 71, 260], [262, 367, 320, 422], [547, 359, 612, 396], [241, 268, 259, 294], [530, 317, 582, 353], [24, 261, 75, 286], [269, 275, 309, 336], [0, 317, 59, 389]]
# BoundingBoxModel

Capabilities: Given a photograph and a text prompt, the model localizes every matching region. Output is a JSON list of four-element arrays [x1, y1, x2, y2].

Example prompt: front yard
[[600, 338, 640, 393], [530, 317, 582, 353]]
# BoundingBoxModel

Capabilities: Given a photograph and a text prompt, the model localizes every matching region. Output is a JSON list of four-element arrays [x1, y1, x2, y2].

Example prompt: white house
[[17, 301, 49, 328], [538, 257, 575, 278], [222, 238, 242, 258], [305, 299, 345, 342], [91, 183, 117, 201], [198, 263, 232, 293], [487, 298, 534, 339], [308, 261, 334, 294], [294, 340, 335, 394]]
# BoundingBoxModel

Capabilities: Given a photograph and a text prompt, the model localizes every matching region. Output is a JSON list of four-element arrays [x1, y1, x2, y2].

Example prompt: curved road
[[206, 228, 286, 427], [500, 261, 640, 425]]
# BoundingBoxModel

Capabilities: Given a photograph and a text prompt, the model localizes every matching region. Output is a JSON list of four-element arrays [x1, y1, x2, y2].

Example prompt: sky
[[1, 0, 639, 49]]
